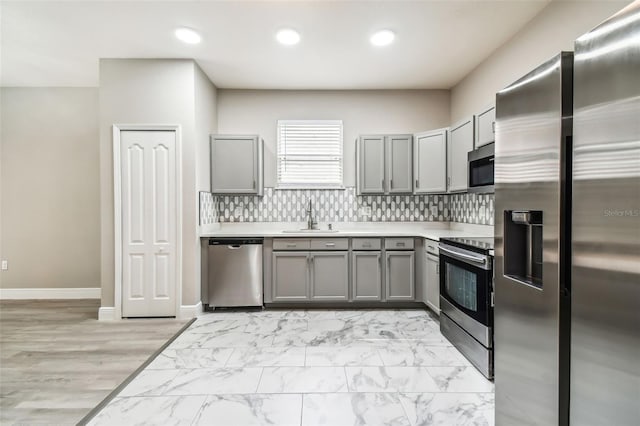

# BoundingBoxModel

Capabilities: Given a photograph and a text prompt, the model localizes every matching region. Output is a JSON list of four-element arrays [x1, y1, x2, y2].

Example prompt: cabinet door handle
[[253, 180, 256, 189], [363, 243, 372, 248], [415, 179, 419, 188], [492, 121, 496, 134], [381, 179, 385, 189], [287, 244, 297, 248], [396, 242, 405, 247], [390, 179, 393, 189], [325, 243, 335, 247], [436, 264, 439, 274], [447, 177, 451, 187]]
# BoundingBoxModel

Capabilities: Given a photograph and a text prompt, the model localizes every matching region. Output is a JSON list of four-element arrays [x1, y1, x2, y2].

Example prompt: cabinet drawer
[[425, 239, 439, 255], [310, 239, 349, 250], [352, 238, 382, 250], [385, 238, 414, 250], [273, 239, 311, 250]]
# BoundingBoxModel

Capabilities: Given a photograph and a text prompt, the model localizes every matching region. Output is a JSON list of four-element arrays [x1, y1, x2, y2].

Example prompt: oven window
[[445, 263, 478, 311]]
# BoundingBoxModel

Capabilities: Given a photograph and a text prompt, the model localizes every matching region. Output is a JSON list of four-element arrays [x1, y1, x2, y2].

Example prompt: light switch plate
[[1, 260, 7, 271], [234, 205, 244, 216]]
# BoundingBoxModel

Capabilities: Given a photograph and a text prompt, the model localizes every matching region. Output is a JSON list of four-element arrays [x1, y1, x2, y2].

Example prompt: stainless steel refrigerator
[[494, 2, 640, 425]]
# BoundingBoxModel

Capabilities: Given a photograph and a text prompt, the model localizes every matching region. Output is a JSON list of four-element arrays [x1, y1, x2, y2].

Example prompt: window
[[277, 120, 343, 188]]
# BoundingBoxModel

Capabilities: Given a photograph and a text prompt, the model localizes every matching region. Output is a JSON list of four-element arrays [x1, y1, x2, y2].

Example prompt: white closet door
[[121, 130, 177, 317]]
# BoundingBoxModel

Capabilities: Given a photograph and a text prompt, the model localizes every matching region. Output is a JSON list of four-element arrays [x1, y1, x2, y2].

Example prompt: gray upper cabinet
[[272, 252, 309, 301], [387, 135, 413, 193], [448, 118, 474, 192], [352, 251, 383, 301], [357, 135, 385, 194], [310, 252, 349, 301], [413, 128, 448, 194], [385, 251, 415, 301], [210, 135, 263, 195], [474, 105, 496, 148], [357, 134, 413, 195]]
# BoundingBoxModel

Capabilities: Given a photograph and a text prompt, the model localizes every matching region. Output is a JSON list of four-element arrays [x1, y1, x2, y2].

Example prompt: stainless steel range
[[438, 236, 494, 379]]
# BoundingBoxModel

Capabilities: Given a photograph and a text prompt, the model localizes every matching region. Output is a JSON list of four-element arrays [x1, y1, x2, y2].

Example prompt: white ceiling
[[0, 0, 551, 89]]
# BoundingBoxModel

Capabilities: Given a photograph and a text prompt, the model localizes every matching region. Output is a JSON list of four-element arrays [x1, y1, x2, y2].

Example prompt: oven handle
[[438, 245, 487, 265]]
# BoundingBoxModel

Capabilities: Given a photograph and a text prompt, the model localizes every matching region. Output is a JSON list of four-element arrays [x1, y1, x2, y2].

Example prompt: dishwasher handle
[[209, 238, 264, 246]]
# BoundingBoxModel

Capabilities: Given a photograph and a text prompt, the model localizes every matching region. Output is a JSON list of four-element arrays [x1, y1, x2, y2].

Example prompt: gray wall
[[0, 88, 100, 289], [450, 0, 629, 122], [99, 59, 217, 308], [217, 89, 450, 187]]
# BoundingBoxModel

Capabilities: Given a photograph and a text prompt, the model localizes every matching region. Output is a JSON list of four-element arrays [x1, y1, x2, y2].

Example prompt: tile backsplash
[[449, 192, 494, 226], [200, 188, 494, 226]]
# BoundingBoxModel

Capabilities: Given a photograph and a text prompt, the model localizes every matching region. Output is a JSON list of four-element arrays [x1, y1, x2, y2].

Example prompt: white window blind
[[277, 120, 344, 188]]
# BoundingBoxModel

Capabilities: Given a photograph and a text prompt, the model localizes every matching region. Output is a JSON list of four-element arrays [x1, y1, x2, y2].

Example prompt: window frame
[[276, 119, 345, 190]]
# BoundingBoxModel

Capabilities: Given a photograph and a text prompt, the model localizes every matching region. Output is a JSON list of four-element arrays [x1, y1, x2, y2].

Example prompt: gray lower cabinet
[[352, 251, 383, 301], [425, 252, 440, 314], [310, 252, 349, 300], [272, 252, 309, 301], [385, 251, 415, 300]]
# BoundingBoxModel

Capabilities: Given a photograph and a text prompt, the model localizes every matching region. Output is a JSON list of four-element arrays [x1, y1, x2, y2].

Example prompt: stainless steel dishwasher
[[208, 238, 263, 308]]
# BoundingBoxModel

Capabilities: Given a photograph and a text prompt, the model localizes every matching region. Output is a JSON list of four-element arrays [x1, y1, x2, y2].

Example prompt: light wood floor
[[0, 299, 189, 425]]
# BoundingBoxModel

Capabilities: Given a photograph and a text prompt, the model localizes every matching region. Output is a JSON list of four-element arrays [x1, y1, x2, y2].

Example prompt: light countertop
[[200, 221, 493, 241]]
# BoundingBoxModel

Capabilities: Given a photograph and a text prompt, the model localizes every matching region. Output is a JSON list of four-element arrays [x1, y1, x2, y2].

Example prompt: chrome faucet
[[306, 200, 318, 230]]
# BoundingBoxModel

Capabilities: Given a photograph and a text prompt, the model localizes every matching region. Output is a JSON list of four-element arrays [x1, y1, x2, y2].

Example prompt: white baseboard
[[98, 306, 117, 321], [97, 303, 201, 321], [0, 287, 101, 300], [179, 301, 203, 319]]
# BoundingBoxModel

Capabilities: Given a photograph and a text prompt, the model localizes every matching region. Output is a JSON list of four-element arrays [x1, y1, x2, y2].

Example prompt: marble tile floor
[[89, 309, 494, 425]]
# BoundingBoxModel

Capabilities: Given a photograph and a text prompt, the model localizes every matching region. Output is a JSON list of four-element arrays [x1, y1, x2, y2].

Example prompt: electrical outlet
[[430, 206, 439, 217], [1, 260, 7, 271], [234, 205, 244, 216]]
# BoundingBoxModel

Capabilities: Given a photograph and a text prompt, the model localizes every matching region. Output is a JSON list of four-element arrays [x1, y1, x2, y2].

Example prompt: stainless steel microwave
[[468, 143, 494, 193]]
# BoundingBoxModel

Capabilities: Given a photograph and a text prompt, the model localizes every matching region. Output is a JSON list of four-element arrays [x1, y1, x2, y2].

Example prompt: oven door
[[439, 246, 492, 328]]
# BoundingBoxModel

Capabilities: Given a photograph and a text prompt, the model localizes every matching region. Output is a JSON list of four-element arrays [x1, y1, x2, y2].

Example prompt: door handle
[[438, 245, 487, 265]]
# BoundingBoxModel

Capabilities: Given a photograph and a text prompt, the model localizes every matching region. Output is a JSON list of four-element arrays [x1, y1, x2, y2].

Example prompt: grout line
[[254, 367, 266, 393], [76, 317, 196, 426]]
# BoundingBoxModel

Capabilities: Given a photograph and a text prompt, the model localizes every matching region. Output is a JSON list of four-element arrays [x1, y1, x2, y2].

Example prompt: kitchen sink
[[282, 229, 339, 233]]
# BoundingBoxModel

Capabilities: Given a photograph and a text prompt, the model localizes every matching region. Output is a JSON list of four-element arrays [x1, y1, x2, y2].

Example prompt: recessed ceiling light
[[175, 27, 201, 44], [276, 28, 301, 46], [370, 30, 395, 47]]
